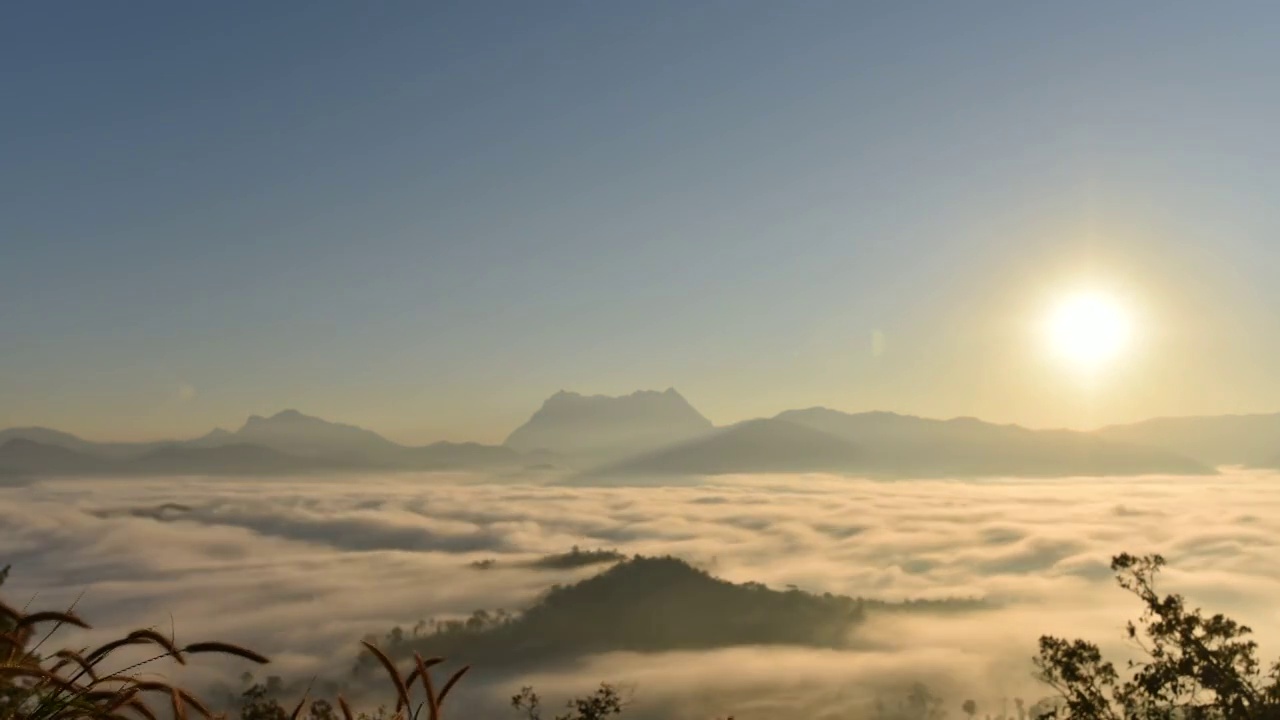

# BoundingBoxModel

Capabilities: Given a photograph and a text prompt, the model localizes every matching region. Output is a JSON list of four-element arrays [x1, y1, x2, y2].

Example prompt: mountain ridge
[[0, 409, 537, 475], [503, 387, 714, 464], [595, 407, 1213, 479], [1096, 412, 1280, 467], [598, 417, 865, 476], [5, 391, 1276, 478], [0, 438, 335, 477]]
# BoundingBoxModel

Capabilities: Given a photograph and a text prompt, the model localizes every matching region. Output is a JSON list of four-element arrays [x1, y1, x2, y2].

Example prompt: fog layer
[[4, 470, 1279, 718]]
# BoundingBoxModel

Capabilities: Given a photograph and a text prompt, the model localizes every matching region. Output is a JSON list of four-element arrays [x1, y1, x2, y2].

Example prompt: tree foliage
[[359, 555, 982, 677], [511, 685, 626, 720], [870, 683, 949, 720], [1034, 553, 1280, 719]]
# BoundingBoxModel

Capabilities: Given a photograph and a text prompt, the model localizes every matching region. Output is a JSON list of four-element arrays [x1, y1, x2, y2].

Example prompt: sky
[[2, 1, 1279, 443]]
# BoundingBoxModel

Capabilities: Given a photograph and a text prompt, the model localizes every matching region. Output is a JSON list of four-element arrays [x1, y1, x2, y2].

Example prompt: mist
[[5, 470, 1280, 718]]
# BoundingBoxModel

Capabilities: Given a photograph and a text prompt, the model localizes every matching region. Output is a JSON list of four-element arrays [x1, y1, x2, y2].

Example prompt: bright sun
[[1044, 290, 1133, 372]]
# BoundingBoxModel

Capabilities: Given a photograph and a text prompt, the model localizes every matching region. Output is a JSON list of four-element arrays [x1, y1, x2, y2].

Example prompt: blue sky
[[3, 2, 1278, 442]]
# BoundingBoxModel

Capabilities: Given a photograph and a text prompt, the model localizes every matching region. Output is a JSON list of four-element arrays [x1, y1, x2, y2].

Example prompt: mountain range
[[601, 411, 1213, 478], [3, 389, 1278, 479], [0, 409, 526, 477]]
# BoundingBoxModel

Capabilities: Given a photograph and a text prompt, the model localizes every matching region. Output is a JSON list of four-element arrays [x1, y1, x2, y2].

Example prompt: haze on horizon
[[4, 3, 1280, 445]]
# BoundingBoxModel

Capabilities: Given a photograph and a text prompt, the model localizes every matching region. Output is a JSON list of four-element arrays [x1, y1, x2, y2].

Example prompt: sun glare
[[1044, 290, 1133, 373]]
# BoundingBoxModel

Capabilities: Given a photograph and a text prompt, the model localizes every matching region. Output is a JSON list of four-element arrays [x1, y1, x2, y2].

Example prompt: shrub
[[0, 565, 269, 720], [1034, 553, 1280, 719]]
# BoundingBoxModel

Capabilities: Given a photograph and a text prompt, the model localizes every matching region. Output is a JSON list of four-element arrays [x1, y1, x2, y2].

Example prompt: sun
[[1043, 290, 1133, 373]]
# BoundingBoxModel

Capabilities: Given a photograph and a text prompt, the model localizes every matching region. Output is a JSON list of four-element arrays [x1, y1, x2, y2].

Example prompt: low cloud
[[4, 469, 1280, 718]]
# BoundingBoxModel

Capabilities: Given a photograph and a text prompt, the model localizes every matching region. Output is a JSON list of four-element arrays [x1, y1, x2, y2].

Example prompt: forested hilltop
[[355, 554, 986, 675]]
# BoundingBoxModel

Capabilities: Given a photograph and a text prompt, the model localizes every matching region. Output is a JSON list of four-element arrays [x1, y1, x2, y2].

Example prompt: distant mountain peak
[[541, 388, 689, 408], [244, 409, 313, 426], [0, 426, 93, 445], [2, 437, 53, 451], [505, 388, 714, 461], [184, 427, 235, 449], [546, 386, 685, 398], [238, 409, 372, 434], [232, 409, 400, 461]]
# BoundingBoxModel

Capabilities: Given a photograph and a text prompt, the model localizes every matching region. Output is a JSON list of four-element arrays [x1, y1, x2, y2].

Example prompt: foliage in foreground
[[0, 563, 624, 720], [0, 563, 270, 720], [1033, 553, 1280, 719]]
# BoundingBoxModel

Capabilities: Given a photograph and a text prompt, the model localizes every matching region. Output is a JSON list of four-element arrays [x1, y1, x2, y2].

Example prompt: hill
[[599, 417, 863, 476], [0, 438, 112, 475], [0, 427, 99, 454], [504, 388, 714, 465], [0, 411, 535, 476], [358, 555, 984, 672], [0, 428, 169, 460], [594, 409, 1211, 478], [230, 409, 402, 462], [1095, 412, 1280, 467], [227, 410, 529, 470], [776, 407, 1212, 477]]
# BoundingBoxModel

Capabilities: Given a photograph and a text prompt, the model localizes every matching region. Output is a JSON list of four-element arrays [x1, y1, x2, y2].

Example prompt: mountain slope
[[362, 555, 981, 671], [777, 407, 1211, 477], [0, 428, 169, 460], [231, 409, 402, 462], [126, 443, 328, 475], [595, 409, 1210, 478], [0, 427, 98, 453], [504, 388, 714, 464], [229, 410, 528, 470], [185, 428, 234, 448], [1095, 413, 1280, 467], [0, 438, 113, 475], [601, 417, 863, 475]]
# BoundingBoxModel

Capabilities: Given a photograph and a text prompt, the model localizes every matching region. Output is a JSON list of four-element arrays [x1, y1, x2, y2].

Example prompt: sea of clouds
[[4, 469, 1280, 719]]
